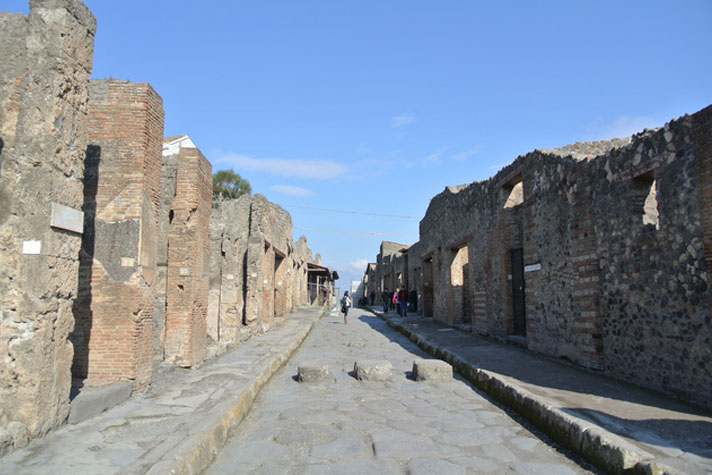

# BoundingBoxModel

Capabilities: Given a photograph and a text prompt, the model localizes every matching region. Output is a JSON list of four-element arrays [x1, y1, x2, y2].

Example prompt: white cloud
[[451, 146, 482, 162], [488, 161, 511, 171], [213, 153, 348, 180], [423, 146, 481, 166], [589, 116, 661, 140], [424, 148, 446, 164], [391, 113, 417, 128], [355, 143, 371, 154], [271, 185, 316, 197], [350, 259, 369, 270]]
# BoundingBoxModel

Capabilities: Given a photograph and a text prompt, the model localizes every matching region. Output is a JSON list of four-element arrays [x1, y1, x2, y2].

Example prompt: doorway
[[510, 248, 526, 336]]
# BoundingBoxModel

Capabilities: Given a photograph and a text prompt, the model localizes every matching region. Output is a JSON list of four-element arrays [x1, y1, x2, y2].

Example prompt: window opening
[[503, 180, 524, 209]]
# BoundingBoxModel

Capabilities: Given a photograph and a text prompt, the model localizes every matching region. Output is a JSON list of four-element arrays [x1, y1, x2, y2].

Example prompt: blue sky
[[6, 1, 712, 287]]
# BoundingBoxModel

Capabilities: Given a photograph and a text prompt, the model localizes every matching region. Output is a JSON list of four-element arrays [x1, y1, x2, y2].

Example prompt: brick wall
[[72, 79, 164, 388], [163, 143, 211, 367]]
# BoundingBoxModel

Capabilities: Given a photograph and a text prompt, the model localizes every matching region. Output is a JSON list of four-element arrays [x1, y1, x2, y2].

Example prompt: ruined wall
[[363, 263, 378, 304], [591, 109, 711, 405], [161, 138, 211, 367], [246, 195, 294, 326], [292, 236, 313, 307], [405, 242, 422, 312], [72, 80, 164, 388], [418, 105, 712, 407], [0, 0, 95, 447], [209, 194, 302, 343], [209, 197, 252, 342], [375, 241, 406, 300]]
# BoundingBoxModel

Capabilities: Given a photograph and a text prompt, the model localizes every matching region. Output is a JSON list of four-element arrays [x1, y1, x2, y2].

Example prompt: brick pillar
[[72, 79, 164, 388], [693, 105, 712, 322], [164, 144, 211, 367], [569, 170, 603, 369]]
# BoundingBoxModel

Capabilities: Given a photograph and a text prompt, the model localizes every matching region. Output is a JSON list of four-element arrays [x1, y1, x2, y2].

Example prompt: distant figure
[[393, 288, 400, 315], [382, 289, 390, 314], [409, 289, 418, 312], [398, 287, 407, 317], [341, 291, 352, 324]]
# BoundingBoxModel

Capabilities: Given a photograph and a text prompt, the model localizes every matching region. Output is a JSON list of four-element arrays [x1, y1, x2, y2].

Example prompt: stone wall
[[209, 194, 313, 344], [71, 79, 164, 389], [375, 241, 407, 302], [592, 109, 711, 405], [417, 105, 712, 407], [0, 0, 95, 448], [363, 263, 378, 304], [292, 236, 312, 308], [405, 241, 422, 313]]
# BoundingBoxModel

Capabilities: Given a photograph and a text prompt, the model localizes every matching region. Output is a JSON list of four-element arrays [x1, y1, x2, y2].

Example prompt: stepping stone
[[297, 361, 331, 382], [353, 360, 392, 381], [412, 359, 452, 382]]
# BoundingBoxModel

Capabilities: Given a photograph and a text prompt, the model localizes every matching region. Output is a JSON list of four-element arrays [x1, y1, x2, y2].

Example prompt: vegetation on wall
[[213, 169, 252, 200]]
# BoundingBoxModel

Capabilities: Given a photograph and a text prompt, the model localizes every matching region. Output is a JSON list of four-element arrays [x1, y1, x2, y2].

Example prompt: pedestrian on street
[[382, 289, 390, 314], [341, 291, 352, 324], [393, 288, 399, 315], [398, 287, 407, 317]]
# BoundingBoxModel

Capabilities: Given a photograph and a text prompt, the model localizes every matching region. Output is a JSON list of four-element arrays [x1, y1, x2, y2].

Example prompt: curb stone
[[146, 307, 329, 475], [373, 311, 672, 475]]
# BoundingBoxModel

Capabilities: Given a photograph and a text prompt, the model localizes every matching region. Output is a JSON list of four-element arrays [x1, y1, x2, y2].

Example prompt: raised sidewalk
[[374, 309, 712, 474], [0, 306, 326, 475]]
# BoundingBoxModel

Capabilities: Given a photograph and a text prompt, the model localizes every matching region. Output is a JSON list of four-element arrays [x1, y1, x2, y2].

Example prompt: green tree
[[213, 169, 252, 200]]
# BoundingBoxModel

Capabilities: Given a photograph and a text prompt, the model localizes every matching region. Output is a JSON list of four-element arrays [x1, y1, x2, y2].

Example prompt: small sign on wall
[[524, 263, 541, 273], [22, 240, 41, 255], [50, 202, 84, 234]]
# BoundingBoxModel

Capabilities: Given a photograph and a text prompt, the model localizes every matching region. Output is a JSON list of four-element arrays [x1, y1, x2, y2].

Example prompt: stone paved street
[[206, 308, 594, 474]]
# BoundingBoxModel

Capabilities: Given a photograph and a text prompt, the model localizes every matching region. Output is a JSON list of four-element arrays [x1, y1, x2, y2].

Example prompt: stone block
[[0, 427, 13, 457], [6, 422, 29, 450], [297, 361, 331, 383], [353, 360, 392, 381], [413, 359, 452, 382], [68, 381, 133, 424]]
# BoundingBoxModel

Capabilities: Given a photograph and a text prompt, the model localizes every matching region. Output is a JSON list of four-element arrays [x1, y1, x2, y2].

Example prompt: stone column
[[0, 0, 95, 444]]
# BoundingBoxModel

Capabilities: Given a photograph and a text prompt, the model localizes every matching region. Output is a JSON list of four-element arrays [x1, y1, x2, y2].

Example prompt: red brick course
[[164, 146, 211, 367], [73, 80, 164, 388]]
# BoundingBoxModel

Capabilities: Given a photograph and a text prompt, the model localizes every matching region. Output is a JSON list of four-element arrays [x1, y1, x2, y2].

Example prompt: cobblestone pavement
[[206, 309, 594, 474]]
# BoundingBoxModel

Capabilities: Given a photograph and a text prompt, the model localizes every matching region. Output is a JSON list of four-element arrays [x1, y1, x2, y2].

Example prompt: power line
[[294, 226, 413, 238], [284, 204, 419, 220]]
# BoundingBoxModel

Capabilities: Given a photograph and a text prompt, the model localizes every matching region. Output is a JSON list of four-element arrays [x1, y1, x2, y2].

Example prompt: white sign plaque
[[50, 202, 84, 234], [524, 263, 542, 273], [22, 240, 42, 255]]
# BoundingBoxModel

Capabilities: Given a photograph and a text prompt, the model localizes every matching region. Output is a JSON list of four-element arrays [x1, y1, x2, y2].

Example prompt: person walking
[[381, 289, 390, 314], [341, 291, 352, 324], [398, 287, 407, 317]]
